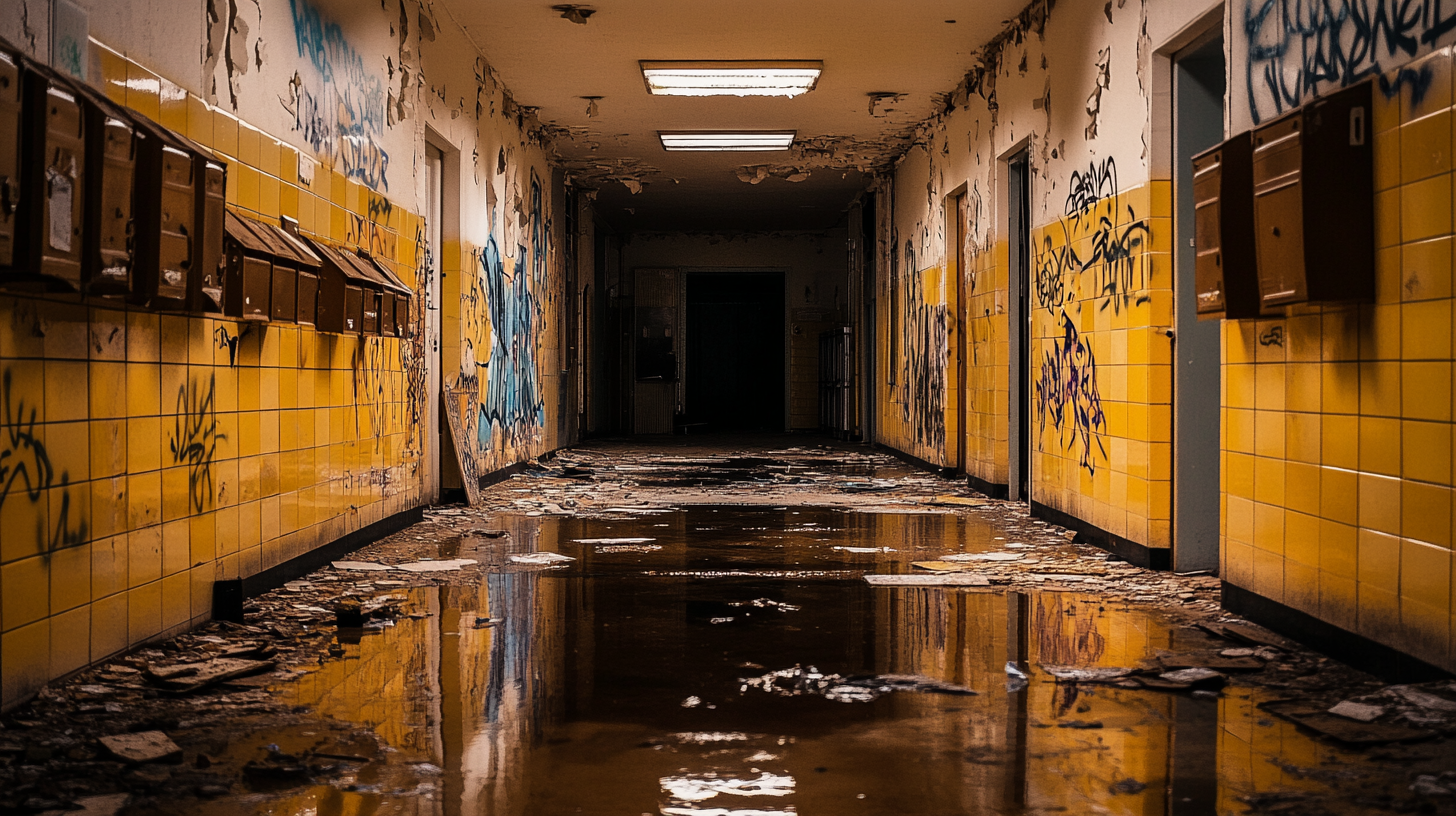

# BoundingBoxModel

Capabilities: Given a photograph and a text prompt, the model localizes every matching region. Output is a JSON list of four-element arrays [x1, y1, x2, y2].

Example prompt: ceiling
[[444, 1, 1026, 233]]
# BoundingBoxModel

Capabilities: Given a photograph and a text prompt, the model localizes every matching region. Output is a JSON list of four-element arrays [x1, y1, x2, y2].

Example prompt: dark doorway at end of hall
[[685, 272, 785, 432]]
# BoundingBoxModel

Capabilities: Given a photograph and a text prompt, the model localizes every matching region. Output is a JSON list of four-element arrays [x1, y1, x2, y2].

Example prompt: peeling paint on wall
[[285, 0, 391, 189]]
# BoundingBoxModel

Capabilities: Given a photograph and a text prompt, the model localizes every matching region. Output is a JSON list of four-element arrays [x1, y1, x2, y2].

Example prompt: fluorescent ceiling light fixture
[[640, 61, 823, 97], [658, 131, 796, 152]]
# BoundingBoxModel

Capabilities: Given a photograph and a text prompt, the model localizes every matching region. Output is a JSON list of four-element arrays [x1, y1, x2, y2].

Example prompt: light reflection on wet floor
[[188, 507, 1386, 815]]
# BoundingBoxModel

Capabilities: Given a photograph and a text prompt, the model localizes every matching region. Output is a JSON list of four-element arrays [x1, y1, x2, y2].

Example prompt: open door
[[949, 190, 968, 473], [1007, 153, 1032, 502], [1173, 32, 1226, 572]]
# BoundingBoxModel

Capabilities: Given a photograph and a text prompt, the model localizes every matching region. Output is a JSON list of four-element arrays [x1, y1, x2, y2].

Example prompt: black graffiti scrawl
[[1243, 0, 1455, 124], [170, 375, 225, 514], [1036, 311, 1108, 476], [896, 240, 948, 453], [1037, 158, 1152, 317], [0, 368, 88, 551]]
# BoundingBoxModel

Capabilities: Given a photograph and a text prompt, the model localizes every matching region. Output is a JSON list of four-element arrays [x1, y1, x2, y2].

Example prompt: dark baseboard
[[478, 460, 532, 490], [1222, 582, 1453, 683], [966, 473, 1009, 500], [1031, 501, 1171, 570], [212, 506, 424, 622], [872, 443, 957, 478]]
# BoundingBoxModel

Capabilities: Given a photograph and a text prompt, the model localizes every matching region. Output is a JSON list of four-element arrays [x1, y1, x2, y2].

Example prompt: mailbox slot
[[74, 83, 137, 300], [1252, 80, 1373, 307], [0, 47, 23, 269], [1192, 132, 1262, 320], [8, 58, 86, 291], [222, 211, 273, 321]]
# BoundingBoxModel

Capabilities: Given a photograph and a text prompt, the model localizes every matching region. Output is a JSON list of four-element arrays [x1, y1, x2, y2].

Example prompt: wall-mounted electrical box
[[222, 210, 273, 321], [1252, 80, 1374, 307], [9, 57, 86, 292], [0, 45, 23, 271], [74, 82, 137, 300], [1192, 132, 1262, 320]]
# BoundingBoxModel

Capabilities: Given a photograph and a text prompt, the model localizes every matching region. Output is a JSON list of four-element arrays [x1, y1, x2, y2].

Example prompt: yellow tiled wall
[[0, 42, 428, 708], [1028, 182, 1175, 549], [963, 239, 1010, 488], [1221, 48, 1456, 670], [0, 29, 569, 708]]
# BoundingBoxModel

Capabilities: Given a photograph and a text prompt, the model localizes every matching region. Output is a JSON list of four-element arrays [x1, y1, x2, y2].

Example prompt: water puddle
[[163, 507, 1425, 815]]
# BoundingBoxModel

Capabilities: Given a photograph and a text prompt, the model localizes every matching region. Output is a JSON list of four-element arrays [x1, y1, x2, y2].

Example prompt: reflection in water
[[204, 507, 1389, 815]]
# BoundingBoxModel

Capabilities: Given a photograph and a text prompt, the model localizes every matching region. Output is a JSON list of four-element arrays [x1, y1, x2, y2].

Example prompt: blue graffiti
[[477, 236, 544, 448], [1243, 0, 1456, 123], [287, 0, 390, 190], [1036, 311, 1107, 476]]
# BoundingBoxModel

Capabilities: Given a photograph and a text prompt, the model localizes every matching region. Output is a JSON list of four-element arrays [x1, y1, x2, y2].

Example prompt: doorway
[[860, 194, 877, 443], [424, 142, 447, 502], [1007, 153, 1032, 502], [950, 190, 968, 474], [686, 272, 785, 431], [1173, 32, 1225, 573]]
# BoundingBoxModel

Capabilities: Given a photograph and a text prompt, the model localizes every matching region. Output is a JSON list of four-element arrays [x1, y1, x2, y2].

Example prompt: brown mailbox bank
[[362, 252, 412, 338], [305, 239, 375, 335], [1192, 131, 1261, 320], [1252, 80, 1374, 307]]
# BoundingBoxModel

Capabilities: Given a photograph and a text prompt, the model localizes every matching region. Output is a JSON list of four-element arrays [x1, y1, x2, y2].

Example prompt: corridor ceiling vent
[[639, 61, 823, 97], [552, 4, 595, 24], [658, 131, 797, 152]]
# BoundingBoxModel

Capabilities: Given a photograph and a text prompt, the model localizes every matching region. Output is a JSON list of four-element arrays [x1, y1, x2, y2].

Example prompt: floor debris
[[98, 732, 182, 764], [508, 552, 576, 566], [3, 439, 1452, 816], [863, 573, 991, 586]]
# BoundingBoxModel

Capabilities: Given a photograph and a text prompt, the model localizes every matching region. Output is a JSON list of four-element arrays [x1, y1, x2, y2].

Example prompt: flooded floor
[[136, 505, 1443, 816]]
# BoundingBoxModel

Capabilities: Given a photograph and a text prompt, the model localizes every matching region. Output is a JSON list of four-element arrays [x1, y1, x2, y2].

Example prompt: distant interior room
[[685, 271, 785, 431]]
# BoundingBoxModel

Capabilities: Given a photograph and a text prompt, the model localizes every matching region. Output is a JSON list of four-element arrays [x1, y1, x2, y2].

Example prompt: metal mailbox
[[131, 115, 197, 309], [9, 57, 86, 291], [261, 224, 321, 324], [1252, 80, 1373, 307], [174, 129, 226, 314], [74, 82, 138, 300], [131, 114, 226, 312], [222, 211, 273, 321], [359, 251, 412, 338], [303, 238, 373, 335], [1192, 132, 1262, 320], [0, 44, 23, 270], [276, 227, 320, 326]]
